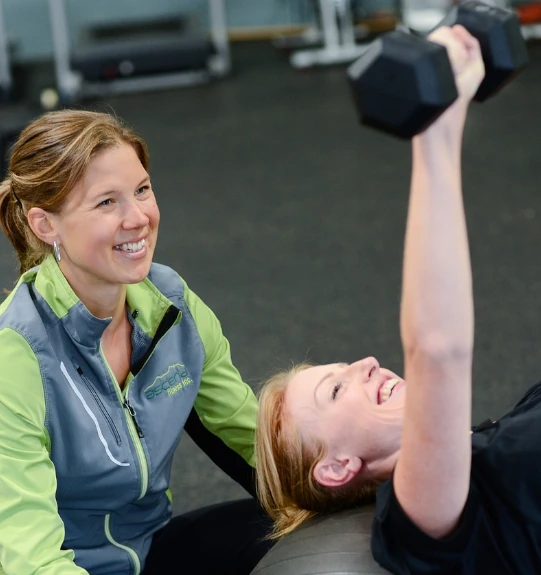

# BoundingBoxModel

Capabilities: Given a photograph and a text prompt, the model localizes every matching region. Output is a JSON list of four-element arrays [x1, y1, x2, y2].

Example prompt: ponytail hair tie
[[10, 181, 22, 209]]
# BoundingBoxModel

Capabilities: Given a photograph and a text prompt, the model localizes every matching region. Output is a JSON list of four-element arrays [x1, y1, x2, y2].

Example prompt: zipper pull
[[123, 399, 145, 438]]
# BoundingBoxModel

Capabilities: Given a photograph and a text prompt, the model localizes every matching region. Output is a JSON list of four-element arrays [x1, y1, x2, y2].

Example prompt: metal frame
[[208, 0, 231, 76], [285, 0, 455, 69], [0, 0, 12, 98], [48, 0, 231, 102], [400, 8, 447, 33], [522, 23, 541, 39], [290, 0, 369, 68]]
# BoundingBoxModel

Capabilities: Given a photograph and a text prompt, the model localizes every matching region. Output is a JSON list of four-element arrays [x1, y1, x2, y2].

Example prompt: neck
[[81, 286, 127, 323], [363, 449, 400, 483], [58, 263, 128, 322]]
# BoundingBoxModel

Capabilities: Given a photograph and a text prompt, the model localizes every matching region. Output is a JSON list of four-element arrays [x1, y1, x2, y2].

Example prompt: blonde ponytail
[[0, 177, 34, 276]]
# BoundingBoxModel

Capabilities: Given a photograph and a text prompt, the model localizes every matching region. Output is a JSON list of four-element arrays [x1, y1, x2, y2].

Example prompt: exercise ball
[[251, 505, 389, 574]]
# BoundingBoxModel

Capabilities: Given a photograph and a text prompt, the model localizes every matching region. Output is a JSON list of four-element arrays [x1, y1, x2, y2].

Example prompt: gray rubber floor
[[1, 40, 541, 515]]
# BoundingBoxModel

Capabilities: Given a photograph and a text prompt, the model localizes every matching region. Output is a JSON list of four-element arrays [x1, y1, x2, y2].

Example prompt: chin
[[116, 261, 152, 284], [124, 268, 152, 284]]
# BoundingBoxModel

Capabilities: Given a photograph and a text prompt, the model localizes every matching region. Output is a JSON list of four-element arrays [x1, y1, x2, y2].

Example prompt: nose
[[122, 199, 150, 230], [349, 357, 380, 383]]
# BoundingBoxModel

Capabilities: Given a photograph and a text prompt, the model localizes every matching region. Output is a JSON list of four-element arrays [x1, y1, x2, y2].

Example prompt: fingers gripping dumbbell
[[347, 1, 529, 139]]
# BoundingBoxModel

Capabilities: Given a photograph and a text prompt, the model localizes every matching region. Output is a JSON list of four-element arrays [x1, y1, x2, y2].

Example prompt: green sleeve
[[184, 283, 258, 467], [0, 329, 89, 575]]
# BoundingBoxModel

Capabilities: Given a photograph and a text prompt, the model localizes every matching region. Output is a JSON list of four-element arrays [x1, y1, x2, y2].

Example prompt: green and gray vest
[[0, 255, 258, 575]]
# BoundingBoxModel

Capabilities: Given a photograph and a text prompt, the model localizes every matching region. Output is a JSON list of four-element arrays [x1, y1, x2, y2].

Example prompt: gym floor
[[1, 39, 541, 515]]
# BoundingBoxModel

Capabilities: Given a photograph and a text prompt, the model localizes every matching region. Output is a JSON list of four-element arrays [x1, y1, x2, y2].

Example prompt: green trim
[[44, 427, 52, 454], [104, 514, 140, 575], [126, 279, 174, 338], [34, 255, 79, 319], [0, 268, 37, 315], [123, 381, 149, 500], [30, 256, 176, 336]]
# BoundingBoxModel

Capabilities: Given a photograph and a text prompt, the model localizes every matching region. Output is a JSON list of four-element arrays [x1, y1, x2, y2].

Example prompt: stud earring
[[53, 240, 61, 263]]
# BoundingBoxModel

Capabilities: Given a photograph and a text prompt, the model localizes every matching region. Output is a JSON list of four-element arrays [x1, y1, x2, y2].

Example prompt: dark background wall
[[1, 39, 541, 514]]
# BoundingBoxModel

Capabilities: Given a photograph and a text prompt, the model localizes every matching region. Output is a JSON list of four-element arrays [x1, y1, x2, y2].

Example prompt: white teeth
[[115, 239, 146, 253], [379, 378, 400, 404]]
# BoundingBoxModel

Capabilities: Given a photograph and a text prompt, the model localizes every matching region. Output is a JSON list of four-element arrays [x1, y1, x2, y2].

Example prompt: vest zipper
[[123, 398, 144, 438], [100, 350, 149, 500], [72, 361, 122, 445], [101, 304, 181, 502], [131, 306, 180, 376]]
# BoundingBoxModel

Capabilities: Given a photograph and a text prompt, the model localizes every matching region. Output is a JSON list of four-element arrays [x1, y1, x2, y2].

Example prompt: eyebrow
[[91, 176, 150, 201]]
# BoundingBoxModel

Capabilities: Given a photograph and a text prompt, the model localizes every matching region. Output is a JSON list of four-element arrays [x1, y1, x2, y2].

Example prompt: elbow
[[403, 332, 473, 367]]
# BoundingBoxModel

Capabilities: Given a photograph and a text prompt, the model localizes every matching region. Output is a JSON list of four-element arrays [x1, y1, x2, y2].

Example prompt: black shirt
[[372, 381, 541, 574]]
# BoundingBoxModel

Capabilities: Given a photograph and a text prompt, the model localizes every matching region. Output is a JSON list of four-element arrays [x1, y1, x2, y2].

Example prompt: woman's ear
[[313, 455, 362, 488], [27, 207, 57, 246]]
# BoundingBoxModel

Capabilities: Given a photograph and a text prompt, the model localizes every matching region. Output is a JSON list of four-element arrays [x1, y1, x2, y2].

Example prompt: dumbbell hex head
[[436, 1, 529, 101], [347, 31, 458, 139]]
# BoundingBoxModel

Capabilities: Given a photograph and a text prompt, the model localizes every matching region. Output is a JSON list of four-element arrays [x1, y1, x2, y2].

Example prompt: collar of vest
[[27, 255, 177, 346]]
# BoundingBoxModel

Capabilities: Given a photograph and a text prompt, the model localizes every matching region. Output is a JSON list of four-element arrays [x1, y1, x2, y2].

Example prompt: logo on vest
[[144, 364, 193, 400]]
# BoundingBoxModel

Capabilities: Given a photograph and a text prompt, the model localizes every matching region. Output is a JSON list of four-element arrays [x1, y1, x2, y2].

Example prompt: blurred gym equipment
[[0, 0, 37, 177], [46, 0, 231, 105]]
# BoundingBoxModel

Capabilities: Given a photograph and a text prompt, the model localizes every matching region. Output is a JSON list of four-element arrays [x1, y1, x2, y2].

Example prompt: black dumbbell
[[347, 1, 529, 139]]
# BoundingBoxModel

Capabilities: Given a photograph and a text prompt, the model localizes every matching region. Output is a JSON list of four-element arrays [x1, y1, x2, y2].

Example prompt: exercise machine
[[274, 0, 446, 70], [0, 0, 37, 177], [47, 0, 231, 104], [0, 0, 10, 102], [282, 0, 373, 68]]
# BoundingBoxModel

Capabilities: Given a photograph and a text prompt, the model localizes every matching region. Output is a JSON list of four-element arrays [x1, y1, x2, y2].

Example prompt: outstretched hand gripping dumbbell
[[347, 1, 529, 139]]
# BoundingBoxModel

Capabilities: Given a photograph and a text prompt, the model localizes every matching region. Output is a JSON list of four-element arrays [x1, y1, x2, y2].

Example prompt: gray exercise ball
[[251, 505, 390, 574]]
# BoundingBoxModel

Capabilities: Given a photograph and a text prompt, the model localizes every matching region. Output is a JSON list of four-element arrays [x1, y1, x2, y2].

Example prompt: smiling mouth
[[378, 378, 401, 404], [114, 239, 146, 253]]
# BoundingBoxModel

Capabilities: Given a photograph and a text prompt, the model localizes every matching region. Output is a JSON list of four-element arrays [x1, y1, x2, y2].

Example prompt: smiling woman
[[29, 143, 160, 314], [253, 23, 541, 575], [0, 110, 274, 575], [255, 359, 403, 539], [0, 111, 150, 277]]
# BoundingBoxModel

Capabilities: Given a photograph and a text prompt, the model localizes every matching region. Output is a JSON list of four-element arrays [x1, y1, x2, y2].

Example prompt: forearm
[[393, 25, 481, 539], [400, 116, 474, 357], [394, 116, 475, 537]]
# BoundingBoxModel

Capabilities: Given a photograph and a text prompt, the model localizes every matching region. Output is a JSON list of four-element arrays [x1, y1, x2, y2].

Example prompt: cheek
[[64, 219, 92, 244], [148, 203, 160, 228], [68, 218, 113, 250]]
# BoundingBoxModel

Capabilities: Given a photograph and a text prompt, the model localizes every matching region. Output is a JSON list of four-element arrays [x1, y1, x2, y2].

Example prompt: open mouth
[[114, 239, 146, 253], [378, 378, 401, 404]]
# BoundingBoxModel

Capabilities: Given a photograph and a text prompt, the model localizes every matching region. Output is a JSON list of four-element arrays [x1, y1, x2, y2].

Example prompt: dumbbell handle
[[347, 0, 528, 139], [409, 1, 528, 101]]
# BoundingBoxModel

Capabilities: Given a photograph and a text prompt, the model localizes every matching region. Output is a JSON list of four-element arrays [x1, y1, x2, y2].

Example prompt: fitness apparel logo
[[144, 363, 193, 400]]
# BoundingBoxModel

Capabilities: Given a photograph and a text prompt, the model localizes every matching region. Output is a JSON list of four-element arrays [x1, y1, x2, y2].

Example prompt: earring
[[53, 240, 62, 263]]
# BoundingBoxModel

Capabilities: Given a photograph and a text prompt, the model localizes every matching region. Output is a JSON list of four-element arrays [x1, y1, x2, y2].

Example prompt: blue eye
[[136, 185, 150, 195], [98, 198, 113, 207], [331, 382, 342, 401]]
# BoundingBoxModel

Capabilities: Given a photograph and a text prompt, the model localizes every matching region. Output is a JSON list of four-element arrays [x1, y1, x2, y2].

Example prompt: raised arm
[[393, 26, 485, 538]]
